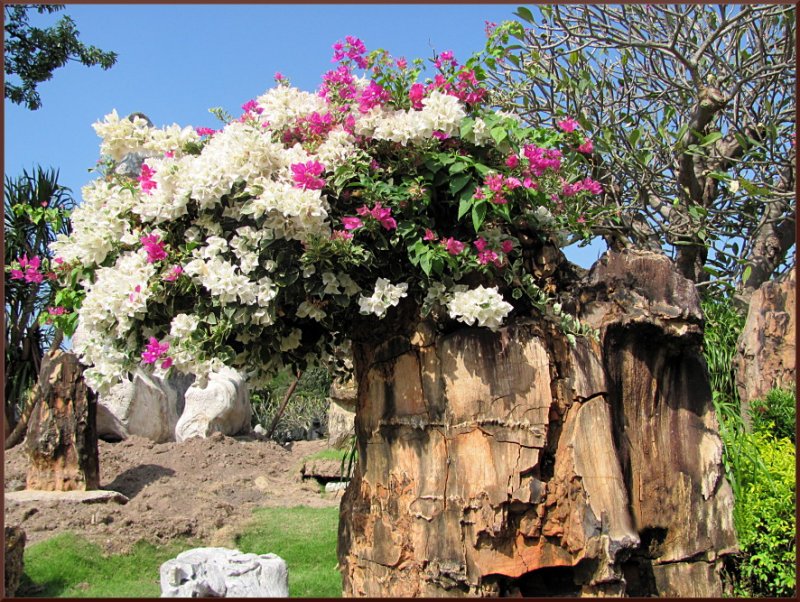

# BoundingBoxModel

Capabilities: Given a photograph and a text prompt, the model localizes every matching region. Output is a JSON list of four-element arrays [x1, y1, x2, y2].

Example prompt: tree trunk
[[337, 249, 737, 597], [24, 350, 100, 491]]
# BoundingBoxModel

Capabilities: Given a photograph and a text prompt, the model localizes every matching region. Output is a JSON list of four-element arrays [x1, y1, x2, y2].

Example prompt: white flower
[[446, 285, 513, 331], [280, 328, 303, 351], [358, 278, 408, 318], [170, 313, 200, 339], [297, 300, 326, 321]]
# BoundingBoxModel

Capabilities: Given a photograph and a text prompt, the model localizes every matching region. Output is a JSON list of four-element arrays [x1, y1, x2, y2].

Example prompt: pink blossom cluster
[[9, 254, 48, 284], [140, 233, 168, 263], [474, 172, 534, 206], [195, 127, 217, 137], [291, 161, 327, 190], [138, 163, 158, 195], [141, 337, 172, 369], [283, 111, 337, 146], [320, 65, 359, 104], [522, 145, 563, 176], [332, 35, 368, 69], [577, 138, 594, 154], [162, 265, 183, 282], [557, 117, 580, 133], [561, 177, 603, 197], [358, 81, 391, 113], [473, 237, 514, 267]]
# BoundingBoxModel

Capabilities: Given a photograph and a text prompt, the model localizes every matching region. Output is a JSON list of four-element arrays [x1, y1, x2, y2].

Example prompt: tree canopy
[[481, 4, 795, 299], [4, 4, 117, 110]]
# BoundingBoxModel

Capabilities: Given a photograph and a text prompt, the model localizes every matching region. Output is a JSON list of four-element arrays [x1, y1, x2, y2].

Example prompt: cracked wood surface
[[338, 250, 737, 597]]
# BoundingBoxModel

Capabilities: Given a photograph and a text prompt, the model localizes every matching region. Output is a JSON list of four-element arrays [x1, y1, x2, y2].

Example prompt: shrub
[[750, 387, 796, 443], [733, 431, 796, 597]]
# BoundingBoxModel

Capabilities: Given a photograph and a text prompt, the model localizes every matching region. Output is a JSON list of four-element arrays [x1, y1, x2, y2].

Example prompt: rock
[[175, 367, 252, 442], [734, 270, 796, 421], [96, 370, 185, 443], [301, 459, 346, 481], [4, 526, 25, 597], [253, 424, 267, 437], [5, 489, 129, 505], [327, 383, 356, 449], [159, 547, 288, 597], [338, 250, 736, 597], [25, 351, 100, 491], [325, 481, 348, 493]]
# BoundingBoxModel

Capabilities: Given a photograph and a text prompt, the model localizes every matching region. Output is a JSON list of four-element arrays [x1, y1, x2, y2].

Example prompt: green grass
[[235, 506, 342, 598], [19, 534, 193, 597], [18, 506, 342, 598], [303, 447, 350, 462]]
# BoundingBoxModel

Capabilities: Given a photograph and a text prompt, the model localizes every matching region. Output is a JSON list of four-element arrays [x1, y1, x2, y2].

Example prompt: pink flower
[[355, 205, 371, 217], [505, 176, 522, 190], [370, 203, 396, 230], [342, 216, 363, 231], [432, 130, 449, 141], [160, 357, 174, 370], [485, 173, 504, 193], [140, 233, 168, 263], [332, 230, 353, 240], [505, 154, 520, 169], [291, 161, 326, 190], [557, 117, 580, 133], [332, 35, 368, 69], [523, 145, 562, 176], [523, 178, 535, 189], [477, 248, 500, 266], [577, 215, 587, 224], [491, 195, 508, 205], [577, 138, 594, 154], [9, 269, 24, 280], [423, 229, 438, 241], [473, 187, 485, 200], [358, 81, 390, 113], [40, 201, 48, 207], [473, 237, 489, 252], [141, 337, 170, 365], [408, 83, 425, 110], [48, 306, 67, 316], [501, 240, 514, 254], [164, 151, 175, 158], [54, 257, 64, 265], [241, 99, 263, 115], [138, 163, 158, 194], [396, 57, 407, 69], [442, 237, 465, 255], [195, 127, 216, 137], [274, 71, 285, 82], [162, 265, 183, 282]]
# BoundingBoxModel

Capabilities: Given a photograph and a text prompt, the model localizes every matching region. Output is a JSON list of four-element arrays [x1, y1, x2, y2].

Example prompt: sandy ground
[[4, 434, 341, 554]]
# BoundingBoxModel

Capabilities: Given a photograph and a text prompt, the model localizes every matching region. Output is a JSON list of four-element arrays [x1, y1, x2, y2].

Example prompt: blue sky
[[4, 3, 605, 267]]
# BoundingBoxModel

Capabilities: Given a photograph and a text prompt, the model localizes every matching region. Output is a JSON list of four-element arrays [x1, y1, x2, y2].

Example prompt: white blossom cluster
[[446, 285, 514, 332], [53, 73, 534, 393], [358, 278, 409, 318]]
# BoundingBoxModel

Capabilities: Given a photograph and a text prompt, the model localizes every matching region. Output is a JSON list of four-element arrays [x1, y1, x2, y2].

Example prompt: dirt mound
[[4, 434, 340, 554]]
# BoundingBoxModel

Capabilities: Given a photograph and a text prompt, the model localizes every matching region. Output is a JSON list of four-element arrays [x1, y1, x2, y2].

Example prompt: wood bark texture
[[24, 350, 100, 491], [338, 249, 737, 597], [734, 269, 796, 420]]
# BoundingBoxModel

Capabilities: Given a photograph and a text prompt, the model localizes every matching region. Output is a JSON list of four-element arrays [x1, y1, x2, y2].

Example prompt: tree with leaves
[[4, 167, 74, 434], [480, 4, 795, 300], [4, 4, 117, 110]]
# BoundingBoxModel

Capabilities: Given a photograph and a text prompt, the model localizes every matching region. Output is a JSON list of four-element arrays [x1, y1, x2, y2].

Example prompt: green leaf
[[514, 6, 534, 22], [457, 195, 473, 220], [700, 132, 723, 147], [420, 252, 432, 276], [460, 118, 474, 140], [490, 126, 508, 146], [449, 173, 472, 196], [471, 202, 487, 232], [742, 265, 752, 285]]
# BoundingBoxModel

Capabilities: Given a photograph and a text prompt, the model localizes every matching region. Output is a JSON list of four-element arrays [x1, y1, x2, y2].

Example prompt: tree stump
[[24, 350, 100, 491], [4, 526, 26, 597], [337, 250, 737, 597]]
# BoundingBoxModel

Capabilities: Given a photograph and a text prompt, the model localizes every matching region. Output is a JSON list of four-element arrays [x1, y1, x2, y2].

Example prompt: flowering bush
[[48, 38, 602, 393]]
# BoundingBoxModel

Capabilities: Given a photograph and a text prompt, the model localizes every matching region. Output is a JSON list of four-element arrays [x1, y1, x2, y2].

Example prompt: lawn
[[18, 506, 342, 598]]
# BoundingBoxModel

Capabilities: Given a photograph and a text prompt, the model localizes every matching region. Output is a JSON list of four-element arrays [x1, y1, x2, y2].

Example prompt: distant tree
[[481, 4, 795, 299], [4, 4, 117, 110], [4, 167, 74, 432]]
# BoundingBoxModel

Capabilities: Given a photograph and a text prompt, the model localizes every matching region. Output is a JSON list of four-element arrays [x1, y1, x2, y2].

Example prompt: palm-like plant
[[4, 167, 74, 430]]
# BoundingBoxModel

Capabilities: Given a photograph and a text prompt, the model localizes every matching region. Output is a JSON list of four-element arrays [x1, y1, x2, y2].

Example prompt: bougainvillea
[[47, 38, 602, 393]]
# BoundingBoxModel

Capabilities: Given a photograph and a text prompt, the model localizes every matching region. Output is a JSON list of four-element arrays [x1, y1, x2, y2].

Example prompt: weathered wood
[[734, 269, 796, 422], [4, 526, 26, 597], [337, 250, 737, 597], [24, 350, 100, 491]]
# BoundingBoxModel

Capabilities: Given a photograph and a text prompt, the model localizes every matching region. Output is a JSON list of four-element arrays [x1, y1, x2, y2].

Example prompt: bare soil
[[3, 434, 340, 554]]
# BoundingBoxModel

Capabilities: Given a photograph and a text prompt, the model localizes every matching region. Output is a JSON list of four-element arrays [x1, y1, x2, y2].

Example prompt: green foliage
[[4, 4, 118, 110], [19, 533, 192, 597], [750, 387, 796, 443], [4, 167, 75, 426], [250, 366, 332, 441], [732, 430, 796, 597], [236, 506, 341, 597]]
